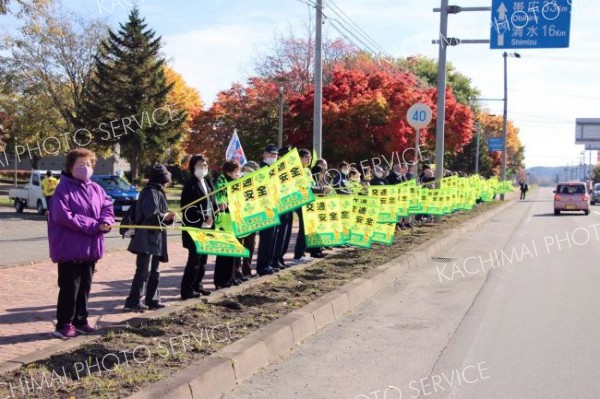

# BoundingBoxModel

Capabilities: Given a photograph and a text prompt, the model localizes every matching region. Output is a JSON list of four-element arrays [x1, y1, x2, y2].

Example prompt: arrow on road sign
[[497, 2, 507, 19], [498, 33, 504, 46]]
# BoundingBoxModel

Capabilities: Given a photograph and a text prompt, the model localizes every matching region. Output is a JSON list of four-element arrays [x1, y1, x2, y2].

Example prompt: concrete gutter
[[128, 199, 517, 399]]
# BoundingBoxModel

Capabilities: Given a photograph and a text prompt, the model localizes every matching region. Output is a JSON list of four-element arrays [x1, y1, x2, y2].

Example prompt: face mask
[[341, 168, 350, 175], [73, 165, 93, 181], [264, 157, 276, 165], [194, 168, 208, 179]]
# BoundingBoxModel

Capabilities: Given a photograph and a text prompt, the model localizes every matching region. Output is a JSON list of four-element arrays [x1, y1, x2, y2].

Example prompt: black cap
[[264, 144, 279, 154], [149, 163, 172, 184]]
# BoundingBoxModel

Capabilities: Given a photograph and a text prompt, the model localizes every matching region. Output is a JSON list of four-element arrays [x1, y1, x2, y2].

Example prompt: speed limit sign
[[407, 103, 433, 129]]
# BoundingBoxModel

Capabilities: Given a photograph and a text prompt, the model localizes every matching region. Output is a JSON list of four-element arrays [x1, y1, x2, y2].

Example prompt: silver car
[[591, 183, 600, 205]]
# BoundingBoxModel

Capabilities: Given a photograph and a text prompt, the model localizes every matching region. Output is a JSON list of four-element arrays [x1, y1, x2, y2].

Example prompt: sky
[[17, 0, 600, 168]]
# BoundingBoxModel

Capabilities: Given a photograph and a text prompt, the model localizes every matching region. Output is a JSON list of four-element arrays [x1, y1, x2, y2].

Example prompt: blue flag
[[225, 130, 247, 166]]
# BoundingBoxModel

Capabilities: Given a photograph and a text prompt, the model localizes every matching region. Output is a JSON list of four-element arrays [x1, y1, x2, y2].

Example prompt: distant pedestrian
[[124, 164, 174, 312], [519, 181, 528, 200], [41, 170, 59, 215], [48, 148, 114, 339]]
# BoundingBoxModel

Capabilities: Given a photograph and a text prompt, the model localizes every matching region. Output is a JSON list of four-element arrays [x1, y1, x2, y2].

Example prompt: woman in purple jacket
[[48, 148, 114, 339]]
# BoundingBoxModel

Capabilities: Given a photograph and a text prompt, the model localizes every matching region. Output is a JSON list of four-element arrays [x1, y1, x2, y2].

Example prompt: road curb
[[125, 199, 517, 399]]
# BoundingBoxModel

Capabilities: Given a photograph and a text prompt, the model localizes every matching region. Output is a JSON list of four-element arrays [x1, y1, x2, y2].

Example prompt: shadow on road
[[533, 212, 588, 217]]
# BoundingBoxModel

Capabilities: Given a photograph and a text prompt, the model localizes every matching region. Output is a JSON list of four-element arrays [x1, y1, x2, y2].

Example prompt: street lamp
[[501, 51, 520, 200]]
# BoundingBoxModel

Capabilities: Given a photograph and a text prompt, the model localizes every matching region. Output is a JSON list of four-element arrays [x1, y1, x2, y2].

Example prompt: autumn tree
[[0, 1, 106, 130], [0, 0, 105, 167], [83, 7, 184, 179], [286, 62, 473, 164], [477, 113, 524, 176], [398, 55, 481, 110], [163, 66, 203, 165], [189, 78, 280, 164], [445, 131, 494, 177], [255, 21, 359, 96]]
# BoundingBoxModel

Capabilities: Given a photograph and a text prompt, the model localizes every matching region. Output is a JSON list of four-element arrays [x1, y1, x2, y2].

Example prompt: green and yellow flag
[[302, 196, 345, 248], [271, 148, 315, 214], [372, 222, 396, 246], [368, 185, 399, 223], [339, 195, 354, 241], [183, 227, 250, 258], [346, 196, 380, 248], [227, 167, 280, 237]]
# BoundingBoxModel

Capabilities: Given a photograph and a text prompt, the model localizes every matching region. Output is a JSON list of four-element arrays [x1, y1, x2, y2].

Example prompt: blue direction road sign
[[490, 0, 571, 49], [488, 138, 504, 152]]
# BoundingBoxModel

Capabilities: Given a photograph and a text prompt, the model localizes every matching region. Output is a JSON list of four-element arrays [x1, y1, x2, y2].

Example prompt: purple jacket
[[48, 172, 115, 263]]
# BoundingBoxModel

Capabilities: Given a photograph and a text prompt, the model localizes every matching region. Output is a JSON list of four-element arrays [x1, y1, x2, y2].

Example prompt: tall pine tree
[[84, 7, 184, 179]]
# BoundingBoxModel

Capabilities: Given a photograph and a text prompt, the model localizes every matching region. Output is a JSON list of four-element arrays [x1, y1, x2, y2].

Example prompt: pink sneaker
[[52, 323, 77, 339], [74, 324, 97, 335]]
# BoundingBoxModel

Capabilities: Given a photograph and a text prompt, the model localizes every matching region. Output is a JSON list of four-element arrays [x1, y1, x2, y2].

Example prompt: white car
[[8, 170, 61, 214]]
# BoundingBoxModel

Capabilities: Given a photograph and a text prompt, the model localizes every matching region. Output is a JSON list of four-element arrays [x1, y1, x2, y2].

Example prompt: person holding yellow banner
[[256, 144, 281, 276], [180, 154, 215, 300], [213, 160, 244, 289]]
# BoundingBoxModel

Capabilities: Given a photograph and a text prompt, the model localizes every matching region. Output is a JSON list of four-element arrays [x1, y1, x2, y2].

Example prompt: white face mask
[[341, 168, 350, 175], [194, 168, 208, 179], [264, 157, 276, 165]]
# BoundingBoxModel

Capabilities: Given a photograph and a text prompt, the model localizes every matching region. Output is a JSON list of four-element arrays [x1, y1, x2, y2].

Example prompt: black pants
[[280, 212, 294, 259], [520, 191, 526, 200], [125, 254, 160, 307], [45, 196, 52, 212], [180, 248, 207, 295], [294, 208, 306, 259], [272, 211, 293, 266], [257, 226, 276, 271], [241, 232, 256, 276], [56, 261, 95, 330], [214, 255, 238, 287]]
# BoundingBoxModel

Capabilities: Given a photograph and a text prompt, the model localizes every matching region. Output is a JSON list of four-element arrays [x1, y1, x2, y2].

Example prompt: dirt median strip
[[0, 200, 513, 399]]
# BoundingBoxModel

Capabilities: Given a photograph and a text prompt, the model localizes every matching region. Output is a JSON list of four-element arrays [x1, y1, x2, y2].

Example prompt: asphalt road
[[223, 188, 600, 399], [0, 207, 180, 267]]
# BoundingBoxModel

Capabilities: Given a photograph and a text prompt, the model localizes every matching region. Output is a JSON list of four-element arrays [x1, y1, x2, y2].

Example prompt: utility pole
[[432, 3, 491, 189], [434, 0, 449, 188], [501, 52, 521, 199], [501, 52, 508, 198], [313, 0, 323, 158], [278, 85, 284, 148], [475, 122, 480, 174]]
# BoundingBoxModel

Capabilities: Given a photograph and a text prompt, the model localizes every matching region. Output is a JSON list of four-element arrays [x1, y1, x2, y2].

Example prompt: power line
[[509, 88, 600, 101], [325, 0, 388, 56]]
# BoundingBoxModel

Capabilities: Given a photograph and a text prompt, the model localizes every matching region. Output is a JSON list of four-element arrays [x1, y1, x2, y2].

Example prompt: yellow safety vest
[[41, 176, 59, 196]]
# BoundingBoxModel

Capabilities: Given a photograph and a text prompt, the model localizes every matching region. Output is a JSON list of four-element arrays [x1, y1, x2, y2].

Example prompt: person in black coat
[[124, 164, 174, 312], [256, 144, 280, 276], [387, 163, 406, 185], [370, 166, 387, 186], [180, 154, 217, 299], [271, 145, 294, 270]]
